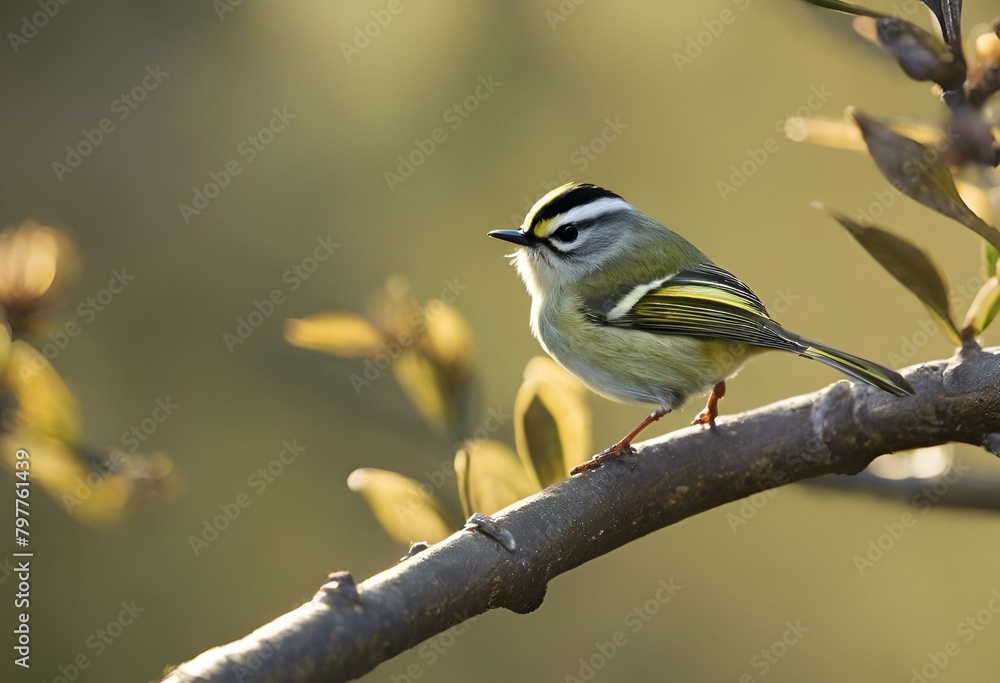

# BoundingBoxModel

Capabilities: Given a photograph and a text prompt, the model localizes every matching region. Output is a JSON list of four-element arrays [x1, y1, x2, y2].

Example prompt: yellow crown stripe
[[531, 219, 556, 239]]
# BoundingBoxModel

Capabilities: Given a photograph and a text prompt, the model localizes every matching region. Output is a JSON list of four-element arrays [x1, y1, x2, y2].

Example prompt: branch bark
[[161, 345, 1000, 683]]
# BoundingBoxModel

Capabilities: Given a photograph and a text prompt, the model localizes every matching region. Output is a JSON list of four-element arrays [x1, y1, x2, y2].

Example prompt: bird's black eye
[[553, 223, 578, 243]]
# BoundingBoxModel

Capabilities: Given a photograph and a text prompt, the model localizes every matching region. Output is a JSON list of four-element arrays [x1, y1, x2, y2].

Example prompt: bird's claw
[[570, 444, 637, 475], [690, 409, 717, 429], [691, 381, 725, 429]]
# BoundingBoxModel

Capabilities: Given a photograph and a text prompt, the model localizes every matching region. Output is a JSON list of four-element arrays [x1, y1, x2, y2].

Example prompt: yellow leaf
[[785, 112, 943, 151], [852, 16, 878, 44], [784, 115, 866, 151], [455, 440, 536, 516], [975, 31, 1000, 67], [392, 349, 451, 433], [0, 222, 79, 309], [5, 341, 81, 444], [368, 275, 420, 339], [514, 357, 591, 488], [284, 313, 384, 357], [422, 300, 474, 387], [972, 29, 1000, 69], [962, 276, 1000, 336], [1, 430, 131, 526], [954, 180, 995, 227], [346, 468, 453, 544]]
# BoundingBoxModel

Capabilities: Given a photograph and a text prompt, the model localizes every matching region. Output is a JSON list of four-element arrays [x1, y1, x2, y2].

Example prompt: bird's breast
[[531, 293, 750, 410]]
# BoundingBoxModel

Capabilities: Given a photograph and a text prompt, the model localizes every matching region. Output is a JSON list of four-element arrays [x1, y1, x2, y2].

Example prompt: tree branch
[[161, 345, 1000, 683]]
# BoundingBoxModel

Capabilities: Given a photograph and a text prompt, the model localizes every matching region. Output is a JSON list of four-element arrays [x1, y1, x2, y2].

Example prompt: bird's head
[[488, 183, 642, 295]]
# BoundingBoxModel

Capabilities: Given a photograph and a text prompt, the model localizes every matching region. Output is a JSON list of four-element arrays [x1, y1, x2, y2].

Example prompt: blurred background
[[2, 1, 999, 681]]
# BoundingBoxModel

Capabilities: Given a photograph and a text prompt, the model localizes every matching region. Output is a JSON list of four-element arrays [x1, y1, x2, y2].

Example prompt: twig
[[805, 466, 1000, 511], [161, 345, 1000, 683]]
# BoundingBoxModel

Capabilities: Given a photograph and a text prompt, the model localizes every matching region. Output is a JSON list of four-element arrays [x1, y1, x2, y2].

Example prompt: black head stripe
[[529, 184, 623, 232]]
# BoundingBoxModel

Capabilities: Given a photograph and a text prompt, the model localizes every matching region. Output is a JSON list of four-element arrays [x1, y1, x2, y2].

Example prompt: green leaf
[[454, 441, 536, 517], [852, 111, 1000, 253], [875, 18, 965, 90], [514, 357, 591, 488], [986, 243, 999, 278], [798, 0, 886, 19], [823, 206, 962, 345], [519, 394, 565, 487], [346, 468, 454, 545], [454, 448, 473, 519], [962, 276, 1000, 336]]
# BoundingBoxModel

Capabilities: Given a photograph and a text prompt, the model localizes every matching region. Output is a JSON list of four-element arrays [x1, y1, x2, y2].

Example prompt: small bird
[[489, 183, 914, 474]]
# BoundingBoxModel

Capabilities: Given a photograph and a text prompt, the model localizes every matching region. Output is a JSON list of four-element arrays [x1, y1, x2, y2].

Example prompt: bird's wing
[[586, 263, 805, 352]]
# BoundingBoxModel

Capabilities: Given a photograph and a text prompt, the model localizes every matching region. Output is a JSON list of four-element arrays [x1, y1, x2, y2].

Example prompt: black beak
[[488, 229, 533, 246]]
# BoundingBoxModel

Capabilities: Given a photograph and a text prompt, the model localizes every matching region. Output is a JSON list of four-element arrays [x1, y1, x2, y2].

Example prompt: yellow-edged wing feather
[[598, 264, 802, 351], [590, 263, 914, 396]]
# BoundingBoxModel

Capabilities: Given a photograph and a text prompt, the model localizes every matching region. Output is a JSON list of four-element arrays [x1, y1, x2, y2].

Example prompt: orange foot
[[570, 407, 668, 475], [691, 381, 726, 429], [569, 444, 637, 475]]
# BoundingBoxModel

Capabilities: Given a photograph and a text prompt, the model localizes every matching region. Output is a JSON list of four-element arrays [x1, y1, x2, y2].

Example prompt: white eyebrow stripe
[[606, 275, 674, 320], [555, 197, 633, 228]]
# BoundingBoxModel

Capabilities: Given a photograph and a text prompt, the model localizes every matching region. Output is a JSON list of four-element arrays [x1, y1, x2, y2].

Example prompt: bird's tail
[[795, 337, 915, 396]]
